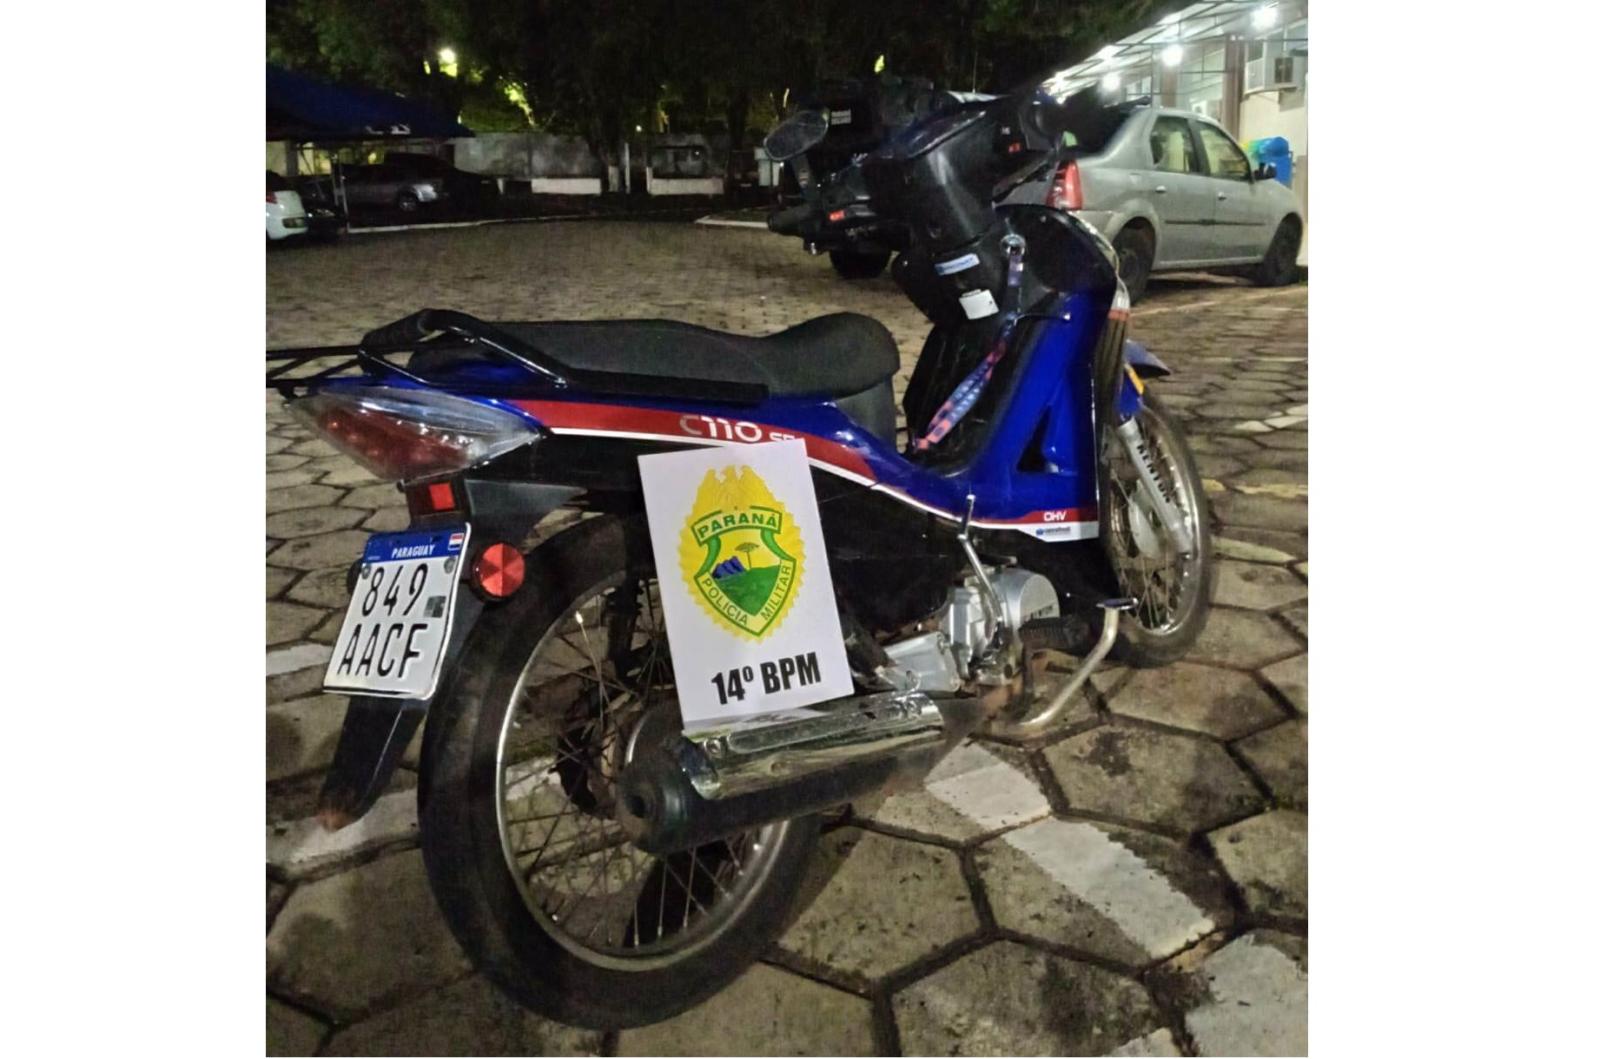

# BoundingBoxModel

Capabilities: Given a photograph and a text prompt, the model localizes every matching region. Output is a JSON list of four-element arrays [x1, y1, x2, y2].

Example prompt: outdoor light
[[1096, 45, 1118, 61], [1162, 44, 1184, 67], [1100, 72, 1121, 91], [438, 47, 457, 65], [1253, 5, 1279, 31]]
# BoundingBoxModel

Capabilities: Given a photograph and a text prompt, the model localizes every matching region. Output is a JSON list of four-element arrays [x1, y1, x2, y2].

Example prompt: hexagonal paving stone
[[265, 468, 323, 491], [266, 452, 310, 472], [1182, 932, 1307, 1057], [362, 506, 410, 533], [323, 974, 601, 1056], [1253, 430, 1309, 451], [266, 434, 293, 455], [1234, 720, 1306, 809], [273, 529, 374, 571], [1104, 663, 1283, 740], [267, 694, 347, 781], [266, 566, 298, 601], [1279, 601, 1307, 639], [893, 940, 1164, 1057], [1210, 493, 1307, 534], [617, 963, 873, 1057], [267, 996, 326, 1056], [1211, 527, 1304, 563], [1208, 810, 1307, 920], [267, 850, 471, 1022], [1260, 654, 1307, 714], [267, 601, 328, 646], [1187, 608, 1302, 670], [266, 482, 345, 515], [321, 464, 383, 487], [1212, 561, 1309, 611], [867, 741, 1050, 842], [778, 828, 978, 982], [341, 482, 405, 511], [266, 505, 367, 540], [1043, 726, 1263, 834], [975, 818, 1228, 967], [288, 565, 353, 611]]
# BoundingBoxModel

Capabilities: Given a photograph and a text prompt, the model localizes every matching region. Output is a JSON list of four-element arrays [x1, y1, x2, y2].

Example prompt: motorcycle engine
[[882, 567, 1060, 691]]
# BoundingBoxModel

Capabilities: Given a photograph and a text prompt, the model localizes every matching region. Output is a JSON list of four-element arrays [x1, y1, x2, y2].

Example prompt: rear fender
[[315, 479, 577, 827]]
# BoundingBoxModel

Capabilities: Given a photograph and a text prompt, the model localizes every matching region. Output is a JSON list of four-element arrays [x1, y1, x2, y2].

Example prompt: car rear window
[[267, 171, 290, 191]]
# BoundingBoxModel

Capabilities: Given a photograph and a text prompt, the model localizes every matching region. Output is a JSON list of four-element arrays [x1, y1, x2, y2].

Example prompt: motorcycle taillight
[[289, 386, 538, 483], [1045, 160, 1083, 211]]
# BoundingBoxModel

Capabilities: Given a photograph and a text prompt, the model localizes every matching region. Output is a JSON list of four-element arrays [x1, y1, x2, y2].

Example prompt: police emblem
[[678, 465, 804, 639]]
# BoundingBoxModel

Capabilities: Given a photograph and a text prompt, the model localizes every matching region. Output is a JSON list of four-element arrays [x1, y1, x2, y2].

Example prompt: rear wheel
[[418, 516, 820, 1029], [829, 248, 891, 280], [1101, 393, 1213, 666], [1111, 226, 1154, 304], [1252, 217, 1301, 286]]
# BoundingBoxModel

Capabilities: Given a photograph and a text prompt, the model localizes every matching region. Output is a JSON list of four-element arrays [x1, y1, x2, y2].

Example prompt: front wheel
[[1101, 392, 1214, 666], [418, 515, 820, 1029]]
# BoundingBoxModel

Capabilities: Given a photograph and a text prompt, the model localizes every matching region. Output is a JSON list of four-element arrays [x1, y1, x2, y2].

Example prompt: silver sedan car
[[1009, 101, 1303, 301]]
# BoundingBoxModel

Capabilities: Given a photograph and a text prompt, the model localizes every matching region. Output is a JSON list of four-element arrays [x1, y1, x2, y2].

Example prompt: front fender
[[1124, 339, 1171, 378]]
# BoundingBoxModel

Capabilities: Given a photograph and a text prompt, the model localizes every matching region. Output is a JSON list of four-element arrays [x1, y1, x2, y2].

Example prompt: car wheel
[[1252, 217, 1301, 286], [396, 190, 421, 214], [1111, 227, 1154, 304]]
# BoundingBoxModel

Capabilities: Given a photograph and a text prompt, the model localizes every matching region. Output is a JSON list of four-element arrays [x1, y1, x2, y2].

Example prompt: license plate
[[323, 525, 470, 699]]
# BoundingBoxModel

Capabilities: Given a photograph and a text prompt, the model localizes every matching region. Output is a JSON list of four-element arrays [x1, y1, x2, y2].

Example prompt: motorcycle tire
[[1102, 392, 1215, 666], [418, 514, 821, 1029]]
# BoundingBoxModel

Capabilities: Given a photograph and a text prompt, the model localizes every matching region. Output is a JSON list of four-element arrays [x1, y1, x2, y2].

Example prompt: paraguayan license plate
[[323, 525, 471, 699]]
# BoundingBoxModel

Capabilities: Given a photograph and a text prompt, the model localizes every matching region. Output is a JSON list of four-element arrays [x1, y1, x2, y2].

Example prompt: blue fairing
[[331, 290, 1172, 542]]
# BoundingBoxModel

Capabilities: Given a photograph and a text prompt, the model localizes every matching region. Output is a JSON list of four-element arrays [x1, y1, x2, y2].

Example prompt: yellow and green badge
[[679, 465, 805, 639]]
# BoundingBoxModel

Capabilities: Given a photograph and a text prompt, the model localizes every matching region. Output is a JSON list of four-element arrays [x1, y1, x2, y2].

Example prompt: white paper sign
[[638, 440, 853, 731]]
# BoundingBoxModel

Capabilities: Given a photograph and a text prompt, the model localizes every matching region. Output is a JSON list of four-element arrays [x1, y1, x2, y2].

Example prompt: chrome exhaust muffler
[[617, 690, 983, 855]]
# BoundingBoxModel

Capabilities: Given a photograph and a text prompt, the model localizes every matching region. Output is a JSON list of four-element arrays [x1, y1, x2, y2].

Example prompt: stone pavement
[[267, 222, 1308, 1056]]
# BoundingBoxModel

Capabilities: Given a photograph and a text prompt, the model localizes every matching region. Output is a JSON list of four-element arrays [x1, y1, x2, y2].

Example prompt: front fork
[[1112, 410, 1197, 556]]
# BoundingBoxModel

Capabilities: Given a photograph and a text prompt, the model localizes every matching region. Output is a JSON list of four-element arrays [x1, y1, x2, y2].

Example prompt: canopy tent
[[267, 64, 472, 143]]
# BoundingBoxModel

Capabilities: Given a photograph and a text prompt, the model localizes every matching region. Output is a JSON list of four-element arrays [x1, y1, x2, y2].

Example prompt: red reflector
[[1007, 141, 1022, 154], [405, 479, 459, 517], [1045, 160, 1083, 211], [827, 209, 846, 223], [473, 542, 526, 600]]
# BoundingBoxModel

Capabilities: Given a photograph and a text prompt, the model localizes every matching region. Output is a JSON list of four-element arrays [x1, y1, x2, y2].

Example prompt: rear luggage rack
[[267, 308, 770, 404]]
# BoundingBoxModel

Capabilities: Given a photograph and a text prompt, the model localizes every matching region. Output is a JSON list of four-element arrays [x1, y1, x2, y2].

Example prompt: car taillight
[[288, 386, 538, 482], [1045, 160, 1083, 211], [267, 191, 278, 204]]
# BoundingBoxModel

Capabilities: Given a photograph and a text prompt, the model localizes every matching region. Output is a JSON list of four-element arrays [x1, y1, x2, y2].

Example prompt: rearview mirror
[[764, 110, 829, 162], [1254, 162, 1277, 181]]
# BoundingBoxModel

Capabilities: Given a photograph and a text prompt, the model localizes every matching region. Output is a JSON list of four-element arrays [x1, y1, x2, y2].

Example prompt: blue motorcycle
[[267, 77, 1213, 1029]]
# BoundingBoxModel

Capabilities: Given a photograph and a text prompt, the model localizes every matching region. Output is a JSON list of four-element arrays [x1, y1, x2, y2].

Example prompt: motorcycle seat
[[491, 313, 900, 400]]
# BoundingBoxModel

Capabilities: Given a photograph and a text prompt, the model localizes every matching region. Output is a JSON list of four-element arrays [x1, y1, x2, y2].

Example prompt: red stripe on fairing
[[511, 399, 1096, 530], [511, 399, 876, 481]]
